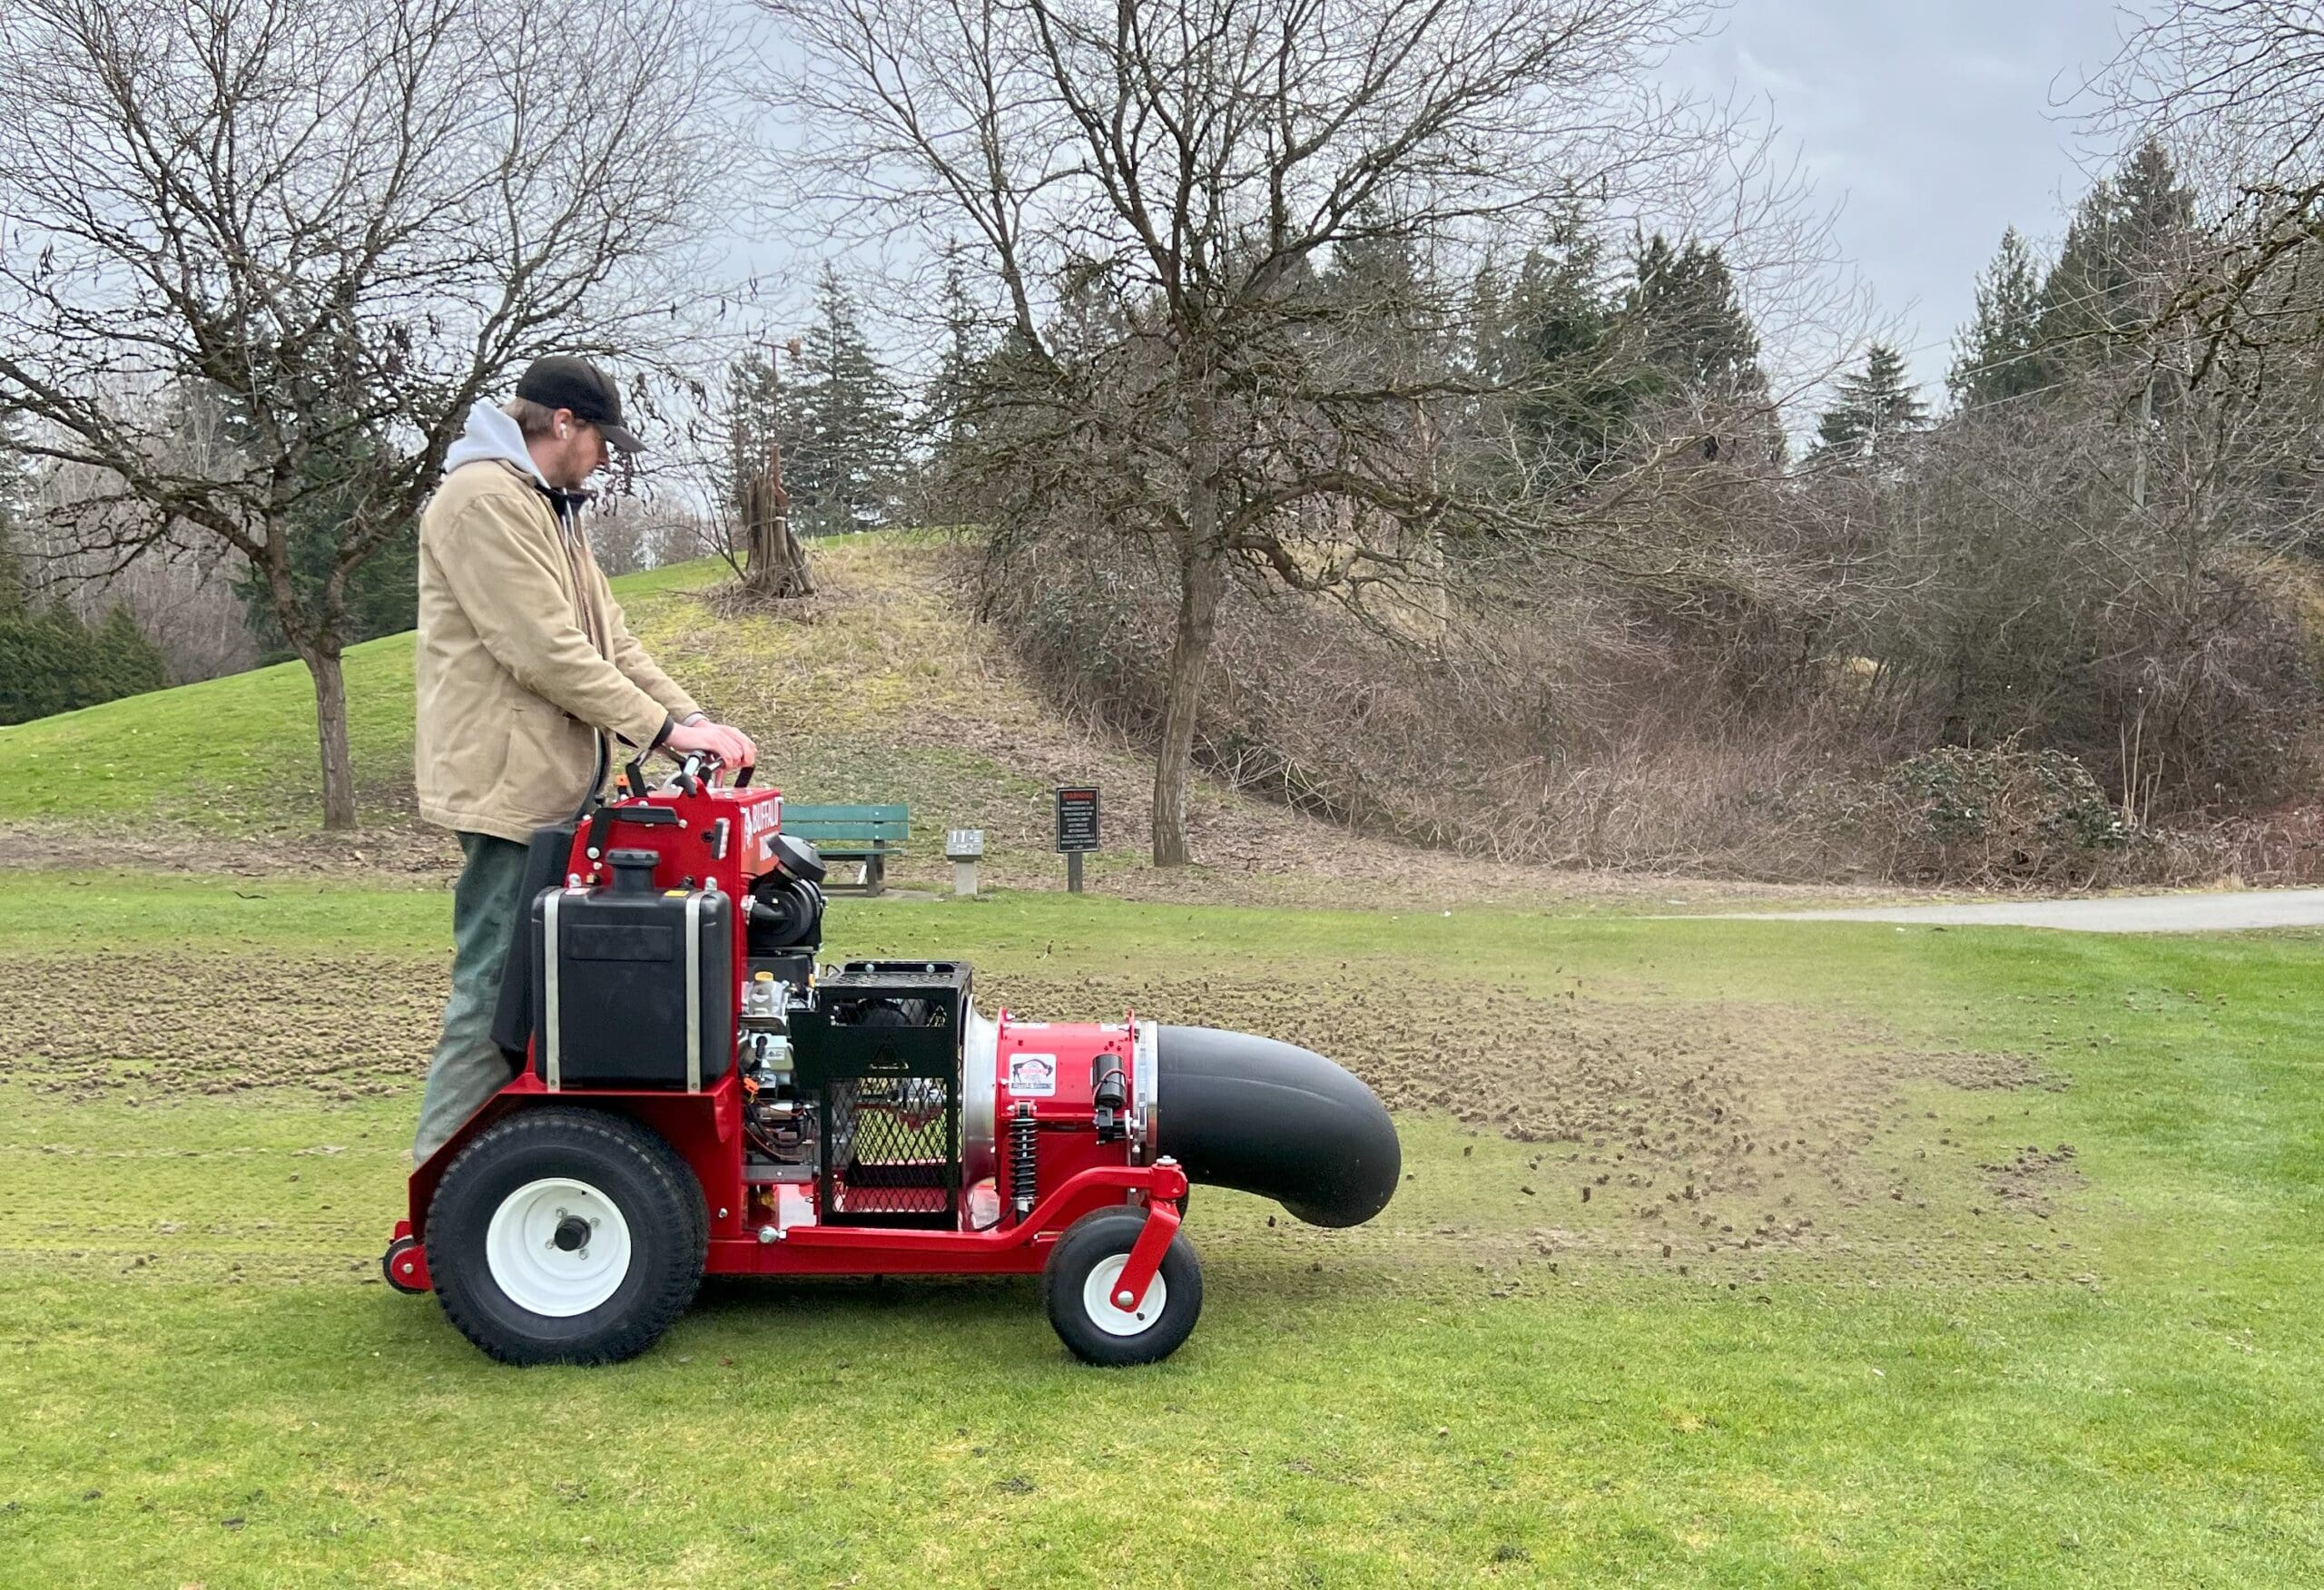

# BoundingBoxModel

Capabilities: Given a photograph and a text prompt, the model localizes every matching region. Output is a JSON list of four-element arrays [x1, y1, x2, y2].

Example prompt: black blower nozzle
[[1154, 1026, 1400, 1227]]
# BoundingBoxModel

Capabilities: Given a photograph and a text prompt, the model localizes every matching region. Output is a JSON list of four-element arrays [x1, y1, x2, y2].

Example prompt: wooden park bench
[[783, 802, 909, 898]]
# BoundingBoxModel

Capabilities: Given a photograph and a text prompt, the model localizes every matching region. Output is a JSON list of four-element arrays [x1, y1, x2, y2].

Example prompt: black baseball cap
[[514, 355, 644, 455]]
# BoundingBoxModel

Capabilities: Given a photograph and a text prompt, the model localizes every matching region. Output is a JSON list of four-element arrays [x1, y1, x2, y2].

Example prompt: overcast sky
[[1666, 0, 2136, 400], [728, 2, 2149, 412]]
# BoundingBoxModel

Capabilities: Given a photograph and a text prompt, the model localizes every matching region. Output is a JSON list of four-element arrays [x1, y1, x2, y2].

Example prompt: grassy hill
[[0, 533, 1874, 909], [0, 537, 1303, 886], [0, 556, 711, 832]]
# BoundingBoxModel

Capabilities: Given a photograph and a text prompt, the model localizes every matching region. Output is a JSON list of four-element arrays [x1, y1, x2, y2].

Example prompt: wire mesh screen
[[822, 1077, 957, 1225]]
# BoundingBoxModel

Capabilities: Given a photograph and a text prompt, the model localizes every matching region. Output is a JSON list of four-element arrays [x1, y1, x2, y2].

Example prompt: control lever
[[583, 800, 681, 868]]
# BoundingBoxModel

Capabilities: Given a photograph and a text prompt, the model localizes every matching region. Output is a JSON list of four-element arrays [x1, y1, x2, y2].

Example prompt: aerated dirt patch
[[0, 951, 2074, 1282], [0, 952, 445, 1101], [983, 968, 2073, 1283]]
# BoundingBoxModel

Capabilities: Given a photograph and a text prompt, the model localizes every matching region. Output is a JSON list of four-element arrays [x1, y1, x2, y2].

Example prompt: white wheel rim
[[484, 1177, 633, 1317], [1081, 1254, 1167, 1338]]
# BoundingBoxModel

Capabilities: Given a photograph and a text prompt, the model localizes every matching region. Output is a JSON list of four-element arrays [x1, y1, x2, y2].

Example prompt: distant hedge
[[0, 605, 169, 725]]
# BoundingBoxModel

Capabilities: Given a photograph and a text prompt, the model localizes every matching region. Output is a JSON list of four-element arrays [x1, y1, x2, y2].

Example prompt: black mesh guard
[[820, 1077, 959, 1228]]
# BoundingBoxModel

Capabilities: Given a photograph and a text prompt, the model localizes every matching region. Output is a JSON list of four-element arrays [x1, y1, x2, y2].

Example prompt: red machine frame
[[389, 766, 1189, 1319]]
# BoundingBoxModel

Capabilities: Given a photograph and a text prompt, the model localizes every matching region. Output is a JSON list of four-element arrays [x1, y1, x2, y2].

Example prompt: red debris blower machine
[[383, 753, 1399, 1366]]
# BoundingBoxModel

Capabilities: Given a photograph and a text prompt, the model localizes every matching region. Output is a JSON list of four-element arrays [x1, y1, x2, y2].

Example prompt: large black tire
[[1042, 1207, 1203, 1367], [425, 1107, 706, 1365]]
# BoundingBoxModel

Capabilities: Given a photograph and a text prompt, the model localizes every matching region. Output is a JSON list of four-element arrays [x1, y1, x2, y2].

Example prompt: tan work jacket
[[414, 459, 700, 843]]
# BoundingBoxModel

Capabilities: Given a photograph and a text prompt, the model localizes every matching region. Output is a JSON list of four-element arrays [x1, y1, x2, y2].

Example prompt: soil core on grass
[[988, 969, 2071, 1281], [0, 951, 2071, 1282]]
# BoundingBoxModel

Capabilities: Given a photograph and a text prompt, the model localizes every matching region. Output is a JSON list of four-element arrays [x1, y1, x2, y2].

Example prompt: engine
[[734, 958, 1159, 1238]]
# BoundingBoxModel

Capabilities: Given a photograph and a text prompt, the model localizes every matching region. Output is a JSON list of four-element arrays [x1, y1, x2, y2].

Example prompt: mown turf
[[2, 875, 2320, 1585]]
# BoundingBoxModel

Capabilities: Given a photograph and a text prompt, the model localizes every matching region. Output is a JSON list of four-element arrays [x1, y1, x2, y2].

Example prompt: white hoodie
[[443, 402, 551, 486], [440, 401, 595, 538]]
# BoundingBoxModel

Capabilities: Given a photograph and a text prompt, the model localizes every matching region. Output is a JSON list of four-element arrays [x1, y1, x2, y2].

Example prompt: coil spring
[[1009, 1104, 1038, 1222]]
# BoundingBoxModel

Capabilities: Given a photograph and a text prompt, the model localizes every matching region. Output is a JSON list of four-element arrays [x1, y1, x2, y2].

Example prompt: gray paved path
[[1709, 889, 2324, 933]]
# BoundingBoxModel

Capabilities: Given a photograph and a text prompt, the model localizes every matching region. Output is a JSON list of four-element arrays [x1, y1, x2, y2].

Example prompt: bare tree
[[19, 384, 259, 682], [765, 0, 1819, 863], [710, 339, 815, 601], [588, 494, 724, 578], [2095, 2, 2324, 381], [0, 0, 740, 826]]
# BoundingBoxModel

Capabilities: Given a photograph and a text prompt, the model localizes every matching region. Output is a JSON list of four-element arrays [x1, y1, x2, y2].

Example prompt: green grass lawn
[[0, 559, 732, 832], [2, 876, 2320, 1585]]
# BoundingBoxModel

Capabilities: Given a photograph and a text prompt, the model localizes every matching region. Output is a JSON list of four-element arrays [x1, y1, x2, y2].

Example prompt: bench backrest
[[783, 802, 911, 847]]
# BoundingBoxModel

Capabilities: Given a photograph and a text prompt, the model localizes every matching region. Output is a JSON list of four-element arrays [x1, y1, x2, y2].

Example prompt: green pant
[[413, 831, 531, 1161]]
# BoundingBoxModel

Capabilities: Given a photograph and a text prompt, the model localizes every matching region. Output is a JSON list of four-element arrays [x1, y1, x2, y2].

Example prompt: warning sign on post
[[1054, 786, 1100, 852]]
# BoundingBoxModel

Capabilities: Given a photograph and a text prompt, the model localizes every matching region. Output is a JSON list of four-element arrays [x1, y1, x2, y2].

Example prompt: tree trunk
[[302, 643, 358, 830], [1151, 550, 1224, 867], [742, 450, 813, 600]]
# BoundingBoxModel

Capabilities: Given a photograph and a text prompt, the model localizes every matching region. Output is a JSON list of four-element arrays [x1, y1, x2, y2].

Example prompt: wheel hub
[[1081, 1254, 1167, 1337], [484, 1177, 633, 1317]]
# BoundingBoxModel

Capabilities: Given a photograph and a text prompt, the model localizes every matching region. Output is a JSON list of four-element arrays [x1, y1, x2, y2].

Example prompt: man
[[410, 355, 756, 1161]]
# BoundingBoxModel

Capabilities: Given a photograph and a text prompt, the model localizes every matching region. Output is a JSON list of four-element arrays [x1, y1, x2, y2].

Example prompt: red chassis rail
[[718, 1161, 1188, 1295], [405, 1075, 1187, 1298]]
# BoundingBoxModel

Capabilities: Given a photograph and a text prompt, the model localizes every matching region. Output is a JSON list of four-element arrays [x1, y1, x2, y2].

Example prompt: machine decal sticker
[[1009, 1054, 1058, 1096], [742, 799, 783, 867]]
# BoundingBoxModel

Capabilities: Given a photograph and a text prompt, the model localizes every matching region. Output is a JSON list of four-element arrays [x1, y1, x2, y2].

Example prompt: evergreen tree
[[925, 259, 993, 460], [1628, 235, 1768, 400], [1617, 234, 1786, 466], [0, 602, 167, 724], [1813, 344, 1929, 466], [786, 265, 907, 534], [95, 604, 167, 694], [1477, 233, 1645, 487], [2036, 139, 2197, 362], [1949, 227, 2050, 411]]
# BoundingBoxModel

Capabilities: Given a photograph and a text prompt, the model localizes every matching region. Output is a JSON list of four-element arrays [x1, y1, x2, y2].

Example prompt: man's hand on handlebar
[[665, 714, 756, 770]]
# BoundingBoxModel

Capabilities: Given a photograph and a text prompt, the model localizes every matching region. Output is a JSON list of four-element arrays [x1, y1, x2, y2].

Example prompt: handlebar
[[666, 748, 751, 798], [681, 751, 756, 789], [617, 743, 755, 803]]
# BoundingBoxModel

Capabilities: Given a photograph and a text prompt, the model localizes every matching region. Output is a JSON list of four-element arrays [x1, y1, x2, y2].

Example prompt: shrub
[[1873, 746, 2135, 885]]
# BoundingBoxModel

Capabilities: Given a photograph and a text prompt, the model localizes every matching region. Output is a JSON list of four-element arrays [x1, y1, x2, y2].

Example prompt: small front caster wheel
[[1043, 1207, 1203, 1366], [381, 1234, 428, 1294]]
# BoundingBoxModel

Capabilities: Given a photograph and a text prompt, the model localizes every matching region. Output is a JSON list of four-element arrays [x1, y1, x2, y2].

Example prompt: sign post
[[1054, 786, 1099, 893]]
